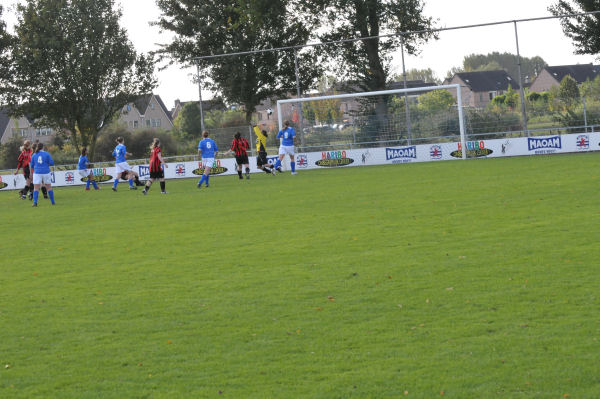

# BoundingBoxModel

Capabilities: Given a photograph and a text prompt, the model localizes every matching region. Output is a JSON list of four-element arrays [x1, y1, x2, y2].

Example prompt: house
[[171, 98, 227, 120], [444, 70, 520, 108], [118, 94, 174, 131], [529, 64, 600, 92], [0, 108, 55, 145]]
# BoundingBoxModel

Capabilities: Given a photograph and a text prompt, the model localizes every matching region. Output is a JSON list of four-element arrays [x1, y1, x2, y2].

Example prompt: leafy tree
[[449, 52, 547, 82], [174, 102, 204, 140], [417, 89, 455, 112], [155, 0, 321, 122], [0, 5, 13, 100], [302, 0, 436, 138], [550, 1, 600, 57], [0, 138, 23, 170], [303, 96, 343, 125], [490, 85, 520, 109], [7, 0, 156, 161], [558, 75, 581, 108]]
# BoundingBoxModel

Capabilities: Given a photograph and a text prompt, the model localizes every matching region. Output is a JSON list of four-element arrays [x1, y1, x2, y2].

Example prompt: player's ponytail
[[116, 136, 124, 144], [151, 138, 160, 149], [35, 143, 43, 153], [81, 147, 87, 156]]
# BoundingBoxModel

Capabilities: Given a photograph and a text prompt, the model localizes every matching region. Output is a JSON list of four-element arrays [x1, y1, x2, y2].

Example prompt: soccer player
[[14, 140, 33, 199], [30, 141, 48, 200], [273, 120, 297, 175], [78, 147, 99, 191], [142, 138, 168, 195], [223, 131, 251, 180], [30, 143, 55, 207], [111, 136, 141, 191], [253, 125, 275, 175], [197, 130, 218, 188]]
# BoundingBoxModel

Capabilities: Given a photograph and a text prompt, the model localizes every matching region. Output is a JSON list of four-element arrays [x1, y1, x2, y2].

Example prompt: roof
[[454, 70, 520, 91], [543, 64, 600, 83], [132, 94, 173, 121]]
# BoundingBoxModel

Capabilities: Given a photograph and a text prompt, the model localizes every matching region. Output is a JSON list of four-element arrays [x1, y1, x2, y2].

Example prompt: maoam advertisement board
[[2, 132, 599, 191]]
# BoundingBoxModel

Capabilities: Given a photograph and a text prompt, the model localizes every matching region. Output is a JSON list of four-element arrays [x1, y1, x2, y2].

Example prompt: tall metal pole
[[293, 49, 305, 150], [400, 37, 412, 145], [196, 63, 205, 132], [513, 21, 529, 137]]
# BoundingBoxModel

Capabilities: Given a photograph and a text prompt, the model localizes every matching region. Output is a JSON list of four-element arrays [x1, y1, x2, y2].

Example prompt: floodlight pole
[[196, 62, 205, 132], [400, 37, 413, 145], [513, 21, 529, 137], [293, 49, 305, 150]]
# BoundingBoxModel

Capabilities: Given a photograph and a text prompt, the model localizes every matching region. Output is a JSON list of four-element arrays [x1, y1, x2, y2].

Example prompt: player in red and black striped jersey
[[14, 140, 33, 199], [224, 132, 251, 180], [142, 138, 168, 195]]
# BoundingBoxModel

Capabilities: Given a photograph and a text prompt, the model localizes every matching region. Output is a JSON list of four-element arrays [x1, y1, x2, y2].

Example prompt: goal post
[[276, 83, 467, 159]]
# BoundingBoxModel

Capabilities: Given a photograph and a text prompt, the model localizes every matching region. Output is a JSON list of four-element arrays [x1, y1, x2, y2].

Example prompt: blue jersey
[[198, 138, 218, 158], [277, 127, 296, 146], [112, 144, 127, 163], [78, 155, 89, 170], [30, 151, 54, 174]]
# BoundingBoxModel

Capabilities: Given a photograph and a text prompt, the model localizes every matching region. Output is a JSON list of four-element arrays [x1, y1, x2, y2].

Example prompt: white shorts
[[202, 158, 215, 169], [78, 169, 90, 178], [116, 162, 132, 174], [33, 173, 52, 185], [279, 145, 295, 156]]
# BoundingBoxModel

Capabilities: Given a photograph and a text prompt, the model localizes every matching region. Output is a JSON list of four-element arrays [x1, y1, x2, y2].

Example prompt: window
[[13, 128, 28, 137], [488, 91, 498, 100], [150, 101, 155, 110], [35, 128, 52, 136], [129, 121, 134, 128], [134, 120, 139, 129], [146, 119, 151, 127], [152, 119, 161, 127]]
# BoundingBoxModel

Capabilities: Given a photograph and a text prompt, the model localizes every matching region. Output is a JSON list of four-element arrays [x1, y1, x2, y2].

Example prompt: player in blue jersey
[[273, 120, 297, 175], [111, 136, 141, 191], [30, 143, 55, 207], [78, 147, 99, 191], [197, 130, 218, 188]]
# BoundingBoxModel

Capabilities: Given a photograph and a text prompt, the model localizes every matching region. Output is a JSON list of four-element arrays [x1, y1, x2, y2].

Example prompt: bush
[[0, 138, 24, 170]]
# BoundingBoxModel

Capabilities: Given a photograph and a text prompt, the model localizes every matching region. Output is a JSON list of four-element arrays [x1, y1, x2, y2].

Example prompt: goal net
[[276, 84, 467, 159]]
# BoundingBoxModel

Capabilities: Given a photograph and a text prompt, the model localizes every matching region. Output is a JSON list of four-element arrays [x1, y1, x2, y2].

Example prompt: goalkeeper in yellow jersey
[[253, 125, 275, 175]]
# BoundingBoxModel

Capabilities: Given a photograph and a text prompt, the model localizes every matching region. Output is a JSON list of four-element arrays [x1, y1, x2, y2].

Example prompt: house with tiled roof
[[0, 107, 55, 145], [444, 70, 520, 108], [529, 64, 600, 92], [118, 94, 174, 131]]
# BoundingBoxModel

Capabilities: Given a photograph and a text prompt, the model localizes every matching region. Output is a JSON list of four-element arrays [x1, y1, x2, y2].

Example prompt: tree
[[174, 102, 204, 140], [451, 52, 547, 82], [0, 5, 13, 100], [155, 0, 321, 122], [558, 75, 580, 109], [302, 0, 436, 137], [417, 89, 455, 112], [392, 68, 441, 84], [7, 0, 156, 161], [550, 1, 600, 57]]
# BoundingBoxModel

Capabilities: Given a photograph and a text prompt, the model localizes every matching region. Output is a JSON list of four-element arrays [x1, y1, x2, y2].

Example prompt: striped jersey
[[149, 147, 162, 172], [17, 148, 33, 170], [231, 137, 250, 156]]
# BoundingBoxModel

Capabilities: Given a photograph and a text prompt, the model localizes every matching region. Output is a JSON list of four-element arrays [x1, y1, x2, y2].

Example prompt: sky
[[3, 0, 598, 110]]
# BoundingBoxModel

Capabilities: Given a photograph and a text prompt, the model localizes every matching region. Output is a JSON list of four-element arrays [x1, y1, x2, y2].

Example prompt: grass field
[[1, 153, 599, 398]]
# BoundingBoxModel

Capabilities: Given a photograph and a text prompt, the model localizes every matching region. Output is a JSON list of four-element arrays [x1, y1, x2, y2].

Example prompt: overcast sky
[[3, 0, 598, 109]]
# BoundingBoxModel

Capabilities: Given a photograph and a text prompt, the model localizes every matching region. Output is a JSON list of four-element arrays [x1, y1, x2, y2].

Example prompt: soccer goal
[[276, 83, 467, 159]]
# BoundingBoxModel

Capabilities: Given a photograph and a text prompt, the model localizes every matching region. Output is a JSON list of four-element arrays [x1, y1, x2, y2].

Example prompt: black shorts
[[256, 152, 268, 167], [150, 170, 164, 179], [235, 154, 249, 165], [23, 165, 31, 180]]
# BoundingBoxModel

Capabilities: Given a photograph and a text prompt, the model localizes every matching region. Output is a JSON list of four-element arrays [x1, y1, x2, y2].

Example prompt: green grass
[[1, 153, 599, 398]]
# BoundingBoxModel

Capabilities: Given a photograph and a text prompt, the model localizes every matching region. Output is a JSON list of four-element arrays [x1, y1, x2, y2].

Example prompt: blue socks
[[86, 179, 91, 189], [91, 180, 98, 189], [113, 179, 119, 189], [128, 179, 133, 188], [291, 162, 296, 172], [274, 159, 282, 170], [33, 190, 39, 204], [48, 190, 55, 204], [198, 175, 208, 186]]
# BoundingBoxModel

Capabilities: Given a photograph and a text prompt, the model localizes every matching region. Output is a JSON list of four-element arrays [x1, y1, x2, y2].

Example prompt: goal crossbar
[[276, 83, 467, 159]]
